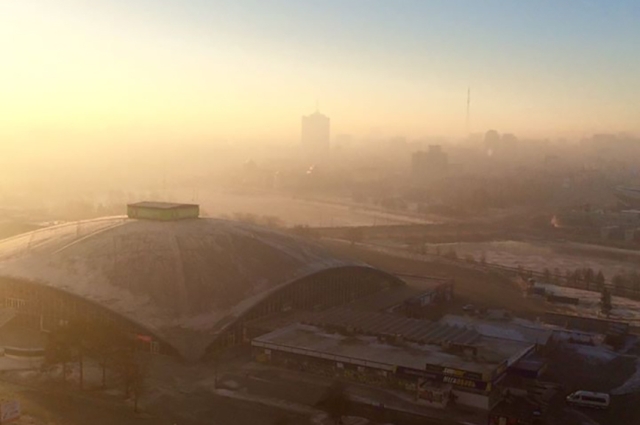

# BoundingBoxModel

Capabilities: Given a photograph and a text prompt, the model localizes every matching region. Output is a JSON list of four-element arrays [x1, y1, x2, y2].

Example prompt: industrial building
[[411, 145, 449, 180], [0, 203, 404, 361], [243, 275, 455, 339]]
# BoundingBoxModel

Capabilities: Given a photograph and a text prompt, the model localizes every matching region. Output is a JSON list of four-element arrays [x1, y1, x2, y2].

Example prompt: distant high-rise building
[[301, 109, 330, 159], [411, 145, 449, 179]]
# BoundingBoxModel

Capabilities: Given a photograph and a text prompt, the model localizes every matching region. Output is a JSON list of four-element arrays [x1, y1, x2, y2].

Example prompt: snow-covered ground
[[533, 283, 640, 321], [612, 359, 640, 395], [571, 343, 619, 365], [428, 240, 639, 280], [212, 388, 329, 425], [439, 315, 553, 345], [198, 190, 436, 228]]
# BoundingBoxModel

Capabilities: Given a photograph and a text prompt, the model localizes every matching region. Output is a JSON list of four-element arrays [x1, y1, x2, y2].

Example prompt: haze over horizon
[[2, 0, 639, 148]]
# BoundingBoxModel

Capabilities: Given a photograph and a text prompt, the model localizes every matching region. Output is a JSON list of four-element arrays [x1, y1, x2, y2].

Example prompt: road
[[0, 373, 316, 425], [0, 378, 166, 425], [148, 390, 317, 425], [216, 365, 481, 425]]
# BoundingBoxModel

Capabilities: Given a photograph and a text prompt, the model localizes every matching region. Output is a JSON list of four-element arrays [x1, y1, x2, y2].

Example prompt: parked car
[[566, 391, 610, 409]]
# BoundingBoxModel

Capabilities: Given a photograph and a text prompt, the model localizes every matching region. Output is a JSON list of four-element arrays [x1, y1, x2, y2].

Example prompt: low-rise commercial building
[[252, 323, 534, 410]]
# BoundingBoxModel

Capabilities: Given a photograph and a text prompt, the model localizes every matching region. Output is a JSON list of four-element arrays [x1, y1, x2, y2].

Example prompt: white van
[[566, 391, 610, 409]]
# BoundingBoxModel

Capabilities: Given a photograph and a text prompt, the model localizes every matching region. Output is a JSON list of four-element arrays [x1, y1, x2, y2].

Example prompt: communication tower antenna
[[466, 87, 471, 137]]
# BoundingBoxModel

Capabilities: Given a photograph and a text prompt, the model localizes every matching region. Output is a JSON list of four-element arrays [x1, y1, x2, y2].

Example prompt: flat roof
[[127, 202, 199, 210], [253, 324, 533, 377], [302, 308, 481, 345]]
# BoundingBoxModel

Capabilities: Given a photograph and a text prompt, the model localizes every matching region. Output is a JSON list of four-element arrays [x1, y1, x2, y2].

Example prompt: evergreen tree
[[601, 287, 612, 317], [595, 270, 606, 290]]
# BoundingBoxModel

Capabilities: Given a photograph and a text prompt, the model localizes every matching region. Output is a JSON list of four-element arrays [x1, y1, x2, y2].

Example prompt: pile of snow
[[611, 359, 640, 395], [439, 315, 552, 344], [535, 283, 640, 321], [573, 344, 618, 364]]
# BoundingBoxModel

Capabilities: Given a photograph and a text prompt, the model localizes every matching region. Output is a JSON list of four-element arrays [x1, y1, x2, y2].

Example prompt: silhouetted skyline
[[2, 1, 639, 147]]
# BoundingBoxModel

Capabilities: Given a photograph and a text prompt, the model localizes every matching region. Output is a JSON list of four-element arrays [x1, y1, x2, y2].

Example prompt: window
[[6, 298, 26, 309]]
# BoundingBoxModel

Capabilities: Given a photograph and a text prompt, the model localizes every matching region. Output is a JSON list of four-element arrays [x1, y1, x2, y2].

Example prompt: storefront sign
[[397, 366, 489, 391], [442, 375, 479, 389], [425, 364, 484, 381]]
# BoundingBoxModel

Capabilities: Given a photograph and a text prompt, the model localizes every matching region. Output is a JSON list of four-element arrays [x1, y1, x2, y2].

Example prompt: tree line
[[43, 320, 149, 413]]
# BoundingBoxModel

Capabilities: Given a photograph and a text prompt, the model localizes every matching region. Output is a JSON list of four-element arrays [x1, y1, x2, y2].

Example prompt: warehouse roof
[[254, 324, 534, 377], [302, 308, 481, 346]]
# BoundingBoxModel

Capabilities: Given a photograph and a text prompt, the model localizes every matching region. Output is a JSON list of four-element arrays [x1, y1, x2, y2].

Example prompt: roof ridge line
[[51, 220, 127, 255]]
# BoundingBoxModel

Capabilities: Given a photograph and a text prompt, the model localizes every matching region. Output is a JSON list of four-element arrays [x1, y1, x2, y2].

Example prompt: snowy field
[[186, 190, 435, 227], [533, 282, 640, 322], [428, 240, 640, 280]]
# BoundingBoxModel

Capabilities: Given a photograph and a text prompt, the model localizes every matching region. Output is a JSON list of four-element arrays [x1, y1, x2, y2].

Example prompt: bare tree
[[595, 270, 606, 290], [45, 320, 89, 389], [86, 322, 129, 389], [44, 326, 74, 383], [346, 227, 364, 246], [601, 287, 612, 317], [317, 381, 350, 425], [543, 268, 551, 283], [131, 356, 148, 414]]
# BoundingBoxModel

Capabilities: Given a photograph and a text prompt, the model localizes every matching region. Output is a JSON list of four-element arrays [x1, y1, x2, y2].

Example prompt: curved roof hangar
[[0, 217, 378, 359]]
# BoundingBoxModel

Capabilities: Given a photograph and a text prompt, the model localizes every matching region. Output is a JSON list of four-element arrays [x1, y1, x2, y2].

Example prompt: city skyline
[[2, 0, 639, 149]]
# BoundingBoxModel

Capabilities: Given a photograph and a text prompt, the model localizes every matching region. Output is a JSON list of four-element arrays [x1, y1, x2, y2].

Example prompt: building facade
[[301, 111, 330, 159], [411, 145, 449, 180], [252, 323, 534, 410]]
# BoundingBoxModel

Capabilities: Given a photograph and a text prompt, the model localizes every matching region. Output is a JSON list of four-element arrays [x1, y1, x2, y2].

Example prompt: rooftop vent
[[127, 202, 200, 221]]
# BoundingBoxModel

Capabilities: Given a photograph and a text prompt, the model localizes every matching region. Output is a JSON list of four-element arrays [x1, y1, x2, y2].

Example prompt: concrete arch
[[202, 265, 405, 359], [0, 276, 179, 357], [0, 265, 405, 361]]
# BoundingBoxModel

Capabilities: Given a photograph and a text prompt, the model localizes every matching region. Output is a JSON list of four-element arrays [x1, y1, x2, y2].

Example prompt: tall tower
[[301, 108, 330, 160], [466, 87, 471, 137]]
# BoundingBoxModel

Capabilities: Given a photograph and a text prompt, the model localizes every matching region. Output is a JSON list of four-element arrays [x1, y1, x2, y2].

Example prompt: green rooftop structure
[[127, 202, 200, 221]]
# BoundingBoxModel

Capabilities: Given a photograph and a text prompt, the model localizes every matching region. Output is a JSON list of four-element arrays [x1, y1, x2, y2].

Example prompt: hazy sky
[[2, 0, 639, 145]]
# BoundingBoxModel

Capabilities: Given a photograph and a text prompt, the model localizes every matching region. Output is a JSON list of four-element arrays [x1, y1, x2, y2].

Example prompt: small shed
[[127, 202, 200, 221]]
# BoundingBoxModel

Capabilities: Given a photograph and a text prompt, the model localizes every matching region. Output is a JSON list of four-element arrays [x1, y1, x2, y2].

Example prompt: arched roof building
[[0, 217, 402, 359]]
